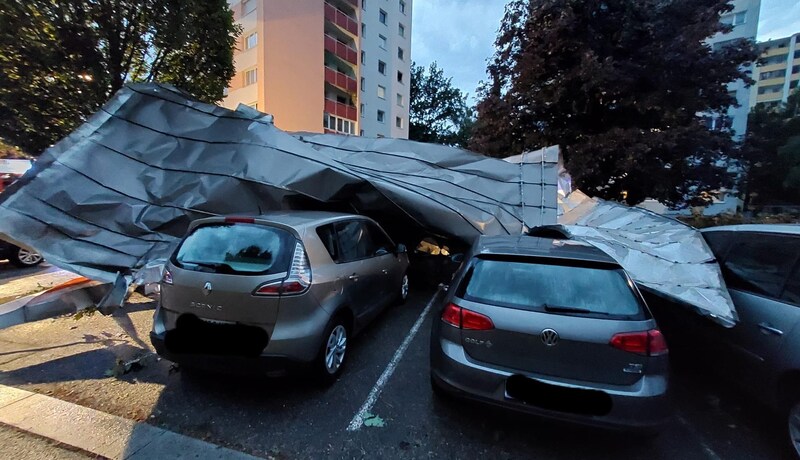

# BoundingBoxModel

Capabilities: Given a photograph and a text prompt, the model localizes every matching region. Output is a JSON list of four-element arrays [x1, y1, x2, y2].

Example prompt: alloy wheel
[[400, 274, 409, 301], [324, 325, 347, 374], [17, 248, 43, 265], [790, 401, 800, 457]]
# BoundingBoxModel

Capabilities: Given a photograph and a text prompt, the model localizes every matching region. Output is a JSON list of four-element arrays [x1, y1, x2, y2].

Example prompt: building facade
[[705, 0, 761, 141], [223, 0, 411, 139], [750, 32, 800, 109]]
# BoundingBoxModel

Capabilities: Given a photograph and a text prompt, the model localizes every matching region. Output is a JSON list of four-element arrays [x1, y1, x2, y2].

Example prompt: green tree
[[0, 0, 240, 155], [744, 90, 800, 205], [470, 0, 758, 206], [409, 62, 474, 147]]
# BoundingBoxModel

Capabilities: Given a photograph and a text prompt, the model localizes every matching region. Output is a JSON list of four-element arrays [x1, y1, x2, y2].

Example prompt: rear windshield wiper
[[180, 260, 236, 274], [543, 304, 596, 314]]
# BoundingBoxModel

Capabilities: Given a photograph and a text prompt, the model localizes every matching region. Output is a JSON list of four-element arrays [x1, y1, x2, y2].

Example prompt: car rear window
[[173, 223, 295, 275], [459, 257, 645, 319]]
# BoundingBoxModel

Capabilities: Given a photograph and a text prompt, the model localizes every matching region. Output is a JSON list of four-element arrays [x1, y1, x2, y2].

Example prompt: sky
[[411, 0, 800, 104]]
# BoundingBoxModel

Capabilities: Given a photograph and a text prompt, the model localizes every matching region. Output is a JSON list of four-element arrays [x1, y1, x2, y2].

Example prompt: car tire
[[789, 398, 800, 458], [396, 273, 409, 305], [315, 315, 349, 386], [10, 247, 44, 267]]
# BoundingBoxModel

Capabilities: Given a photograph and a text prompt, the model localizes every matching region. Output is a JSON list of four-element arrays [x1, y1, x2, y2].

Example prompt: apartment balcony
[[325, 98, 357, 121], [324, 34, 358, 65], [325, 2, 358, 36], [325, 67, 357, 93]]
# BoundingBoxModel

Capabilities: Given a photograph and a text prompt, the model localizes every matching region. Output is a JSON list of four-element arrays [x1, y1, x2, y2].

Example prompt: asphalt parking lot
[[0, 285, 794, 459]]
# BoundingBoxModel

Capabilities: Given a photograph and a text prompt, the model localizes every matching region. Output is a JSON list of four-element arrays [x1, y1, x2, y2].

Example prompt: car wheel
[[10, 247, 43, 267], [397, 273, 409, 305], [789, 399, 800, 457], [316, 316, 349, 385]]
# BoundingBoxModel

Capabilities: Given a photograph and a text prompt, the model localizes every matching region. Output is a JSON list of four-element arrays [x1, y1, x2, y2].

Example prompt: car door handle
[[348, 274, 359, 281], [758, 323, 783, 336]]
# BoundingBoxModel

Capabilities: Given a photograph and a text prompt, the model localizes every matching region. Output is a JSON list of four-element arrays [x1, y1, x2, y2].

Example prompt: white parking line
[[347, 289, 441, 432], [676, 414, 722, 460]]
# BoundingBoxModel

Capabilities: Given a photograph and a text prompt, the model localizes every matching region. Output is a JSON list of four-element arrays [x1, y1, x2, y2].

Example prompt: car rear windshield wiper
[[543, 304, 596, 314], [181, 260, 236, 274]]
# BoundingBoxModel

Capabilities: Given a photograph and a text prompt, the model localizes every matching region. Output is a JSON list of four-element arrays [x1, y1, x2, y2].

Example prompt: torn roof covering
[[558, 190, 737, 326], [0, 83, 559, 286]]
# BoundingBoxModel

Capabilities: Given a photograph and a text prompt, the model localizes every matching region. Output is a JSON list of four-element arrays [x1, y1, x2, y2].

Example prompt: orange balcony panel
[[325, 67, 357, 93], [324, 35, 358, 65], [325, 3, 359, 36], [325, 99, 357, 121]]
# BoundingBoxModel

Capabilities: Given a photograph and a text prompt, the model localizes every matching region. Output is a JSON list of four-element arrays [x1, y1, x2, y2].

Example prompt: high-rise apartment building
[[750, 32, 800, 109], [222, 0, 411, 139], [705, 0, 760, 140]]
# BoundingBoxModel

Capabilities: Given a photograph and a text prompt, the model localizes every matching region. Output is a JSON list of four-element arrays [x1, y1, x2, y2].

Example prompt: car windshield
[[461, 257, 644, 318], [173, 223, 294, 275]]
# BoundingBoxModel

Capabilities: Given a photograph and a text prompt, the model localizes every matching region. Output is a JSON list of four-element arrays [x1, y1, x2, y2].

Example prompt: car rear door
[[333, 220, 373, 321], [453, 257, 660, 386]]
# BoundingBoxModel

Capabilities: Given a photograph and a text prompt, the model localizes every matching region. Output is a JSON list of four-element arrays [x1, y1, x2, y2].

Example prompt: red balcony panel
[[324, 35, 358, 65], [325, 67, 357, 93], [325, 3, 358, 36], [325, 99, 357, 121]]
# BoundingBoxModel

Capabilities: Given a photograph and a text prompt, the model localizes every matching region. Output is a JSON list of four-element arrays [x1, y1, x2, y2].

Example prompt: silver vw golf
[[150, 212, 409, 383], [430, 235, 670, 432]]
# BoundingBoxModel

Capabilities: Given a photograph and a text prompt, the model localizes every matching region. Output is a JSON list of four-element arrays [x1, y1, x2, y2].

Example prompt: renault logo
[[541, 328, 559, 347], [202, 282, 212, 296]]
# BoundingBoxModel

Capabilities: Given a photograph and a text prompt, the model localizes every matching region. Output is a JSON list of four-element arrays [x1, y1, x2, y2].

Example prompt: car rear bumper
[[431, 336, 671, 432]]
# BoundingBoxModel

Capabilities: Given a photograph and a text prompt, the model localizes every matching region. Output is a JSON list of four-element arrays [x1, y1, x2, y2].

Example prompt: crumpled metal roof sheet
[[559, 191, 737, 326], [0, 84, 559, 286]]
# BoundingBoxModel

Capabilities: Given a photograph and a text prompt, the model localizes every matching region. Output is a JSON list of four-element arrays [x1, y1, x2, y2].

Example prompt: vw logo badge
[[541, 328, 559, 347], [202, 282, 212, 296]]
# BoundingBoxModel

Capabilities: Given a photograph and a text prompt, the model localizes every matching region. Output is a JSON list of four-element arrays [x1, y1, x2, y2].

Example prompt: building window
[[758, 85, 783, 95], [244, 68, 257, 86], [361, 23, 366, 36], [379, 9, 387, 24], [396, 116, 403, 128], [245, 32, 258, 50], [397, 70, 403, 83], [243, 0, 256, 14], [362, 0, 366, 10], [398, 23, 405, 37], [360, 77, 365, 91], [248, 102, 258, 110], [361, 50, 366, 64], [378, 85, 386, 99], [378, 60, 386, 74], [760, 69, 785, 80], [377, 110, 385, 123], [397, 47, 404, 60], [360, 103, 365, 117], [720, 11, 746, 26], [400, 1, 406, 14], [379, 34, 387, 49], [396, 93, 403, 106], [324, 113, 356, 135]]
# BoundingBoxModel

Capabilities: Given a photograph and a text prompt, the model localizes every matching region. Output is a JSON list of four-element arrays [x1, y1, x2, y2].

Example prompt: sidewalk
[[0, 384, 261, 459]]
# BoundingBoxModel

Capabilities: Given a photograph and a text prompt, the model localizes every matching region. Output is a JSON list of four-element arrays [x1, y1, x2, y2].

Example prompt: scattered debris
[[363, 412, 385, 428]]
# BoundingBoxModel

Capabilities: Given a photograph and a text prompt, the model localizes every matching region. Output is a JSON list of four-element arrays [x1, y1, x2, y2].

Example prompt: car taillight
[[162, 268, 173, 285], [254, 241, 311, 296], [441, 303, 494, 330], [224, 216, 255, 224], [610, 329, 668, 356]]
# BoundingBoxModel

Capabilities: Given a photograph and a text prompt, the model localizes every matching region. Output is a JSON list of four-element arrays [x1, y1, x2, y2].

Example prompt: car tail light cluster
[[441, 303, 494, 330], [609, 329, 668, 356], [162, 268, 173, 285], [254, 241, 312, 296]]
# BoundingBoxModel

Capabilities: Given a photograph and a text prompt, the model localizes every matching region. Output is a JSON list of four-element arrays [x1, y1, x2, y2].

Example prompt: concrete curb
[[0, 281, 110, 330], [0, 384, 261, 459]]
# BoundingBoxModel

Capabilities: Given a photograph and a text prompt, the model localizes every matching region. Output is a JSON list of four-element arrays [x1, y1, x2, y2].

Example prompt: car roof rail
[[526, 225, 571, 240]]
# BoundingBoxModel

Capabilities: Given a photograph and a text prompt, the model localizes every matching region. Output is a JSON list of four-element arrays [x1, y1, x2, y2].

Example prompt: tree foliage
[[0, 0, 240, 155], [744, 90, 800, 204], [409, 61, 474, 147], [470, 0, 758, 206]]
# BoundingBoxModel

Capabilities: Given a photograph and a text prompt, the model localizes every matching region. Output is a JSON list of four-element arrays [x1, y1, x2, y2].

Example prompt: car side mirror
[[396, 243, 407, 254], [450, 254, 464, 264]]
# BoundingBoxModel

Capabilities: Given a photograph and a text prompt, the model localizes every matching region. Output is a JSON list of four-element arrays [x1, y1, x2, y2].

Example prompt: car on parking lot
[[430, 234, 670, 433], [0, 241, 44, 267], [695, 224, 800, 456], [150, 212, 410, 383]]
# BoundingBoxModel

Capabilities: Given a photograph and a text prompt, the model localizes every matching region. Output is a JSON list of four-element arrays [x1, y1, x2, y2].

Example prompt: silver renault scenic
[[430, 235, 670, 432], [150, 212, 409, 383]]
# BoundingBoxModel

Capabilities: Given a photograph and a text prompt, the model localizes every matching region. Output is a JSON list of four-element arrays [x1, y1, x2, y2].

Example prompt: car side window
[[365, 222, 394, 256], [782, 260, 800, 305], [722, 234, 799, 300], [316, 224, 339, 262], [702, 231, 735, 262], [335, 220, 370, 263]]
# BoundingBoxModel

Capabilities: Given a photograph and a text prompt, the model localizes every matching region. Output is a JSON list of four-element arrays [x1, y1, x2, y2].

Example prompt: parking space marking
[[676, 414, 722, 460], [347, 289, 441, 432]]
